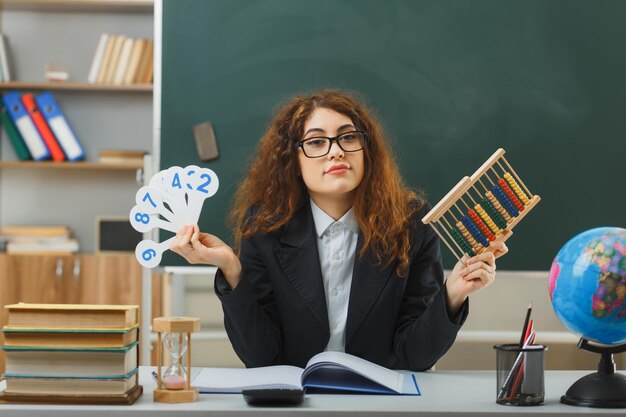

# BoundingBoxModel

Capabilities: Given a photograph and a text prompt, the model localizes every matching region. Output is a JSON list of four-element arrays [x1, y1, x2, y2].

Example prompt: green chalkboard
[[161, 0, 626, 269]]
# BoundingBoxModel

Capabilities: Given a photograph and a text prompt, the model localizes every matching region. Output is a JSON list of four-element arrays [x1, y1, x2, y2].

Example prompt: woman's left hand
[[445, 240, 509, 315]]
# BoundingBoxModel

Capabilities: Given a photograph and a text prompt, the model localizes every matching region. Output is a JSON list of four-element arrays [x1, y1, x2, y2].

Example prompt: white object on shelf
[[0, 33, 11, 82]]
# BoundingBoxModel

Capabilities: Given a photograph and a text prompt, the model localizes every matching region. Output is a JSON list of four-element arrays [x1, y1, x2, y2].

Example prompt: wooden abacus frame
[[422, 148, 540, 262]]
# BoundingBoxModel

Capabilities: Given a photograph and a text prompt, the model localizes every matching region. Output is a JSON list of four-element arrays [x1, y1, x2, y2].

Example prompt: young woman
[[171, 90, 507, 371]]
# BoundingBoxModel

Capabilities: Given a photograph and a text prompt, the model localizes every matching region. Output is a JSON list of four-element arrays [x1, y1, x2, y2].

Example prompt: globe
[[549, 227, 626, 346]]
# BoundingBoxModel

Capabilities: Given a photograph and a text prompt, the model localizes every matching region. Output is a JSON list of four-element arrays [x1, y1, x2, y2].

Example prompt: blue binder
[[2, 92, 50, 161], [35, 92, 85, 161]]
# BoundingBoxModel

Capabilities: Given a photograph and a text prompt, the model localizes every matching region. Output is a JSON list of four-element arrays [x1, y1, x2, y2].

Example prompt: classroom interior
[[0, 0, 625, 376]]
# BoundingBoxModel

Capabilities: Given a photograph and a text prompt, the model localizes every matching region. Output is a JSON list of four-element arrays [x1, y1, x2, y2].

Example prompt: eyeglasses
[[294, 131, 368, 158]]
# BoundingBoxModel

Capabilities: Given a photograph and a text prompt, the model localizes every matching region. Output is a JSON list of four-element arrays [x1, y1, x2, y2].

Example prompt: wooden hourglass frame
[[153, 317, 200, 403]]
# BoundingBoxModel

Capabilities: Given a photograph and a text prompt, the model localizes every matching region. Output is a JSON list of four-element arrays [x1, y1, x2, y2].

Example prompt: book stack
[[87, 33, 153, 85], [98, 149, 147, 166], [0, 91, 85, 162], [0, 303, 142, 404], [0, 225, 79, 254]]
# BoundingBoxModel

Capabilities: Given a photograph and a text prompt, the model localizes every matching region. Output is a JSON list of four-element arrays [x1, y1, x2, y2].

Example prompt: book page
[[303, 351, 404, 393], [192, 365, 303, 393]]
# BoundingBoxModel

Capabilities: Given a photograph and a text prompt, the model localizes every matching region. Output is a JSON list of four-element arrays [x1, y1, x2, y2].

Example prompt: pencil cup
[[494, 344, 547, 406]]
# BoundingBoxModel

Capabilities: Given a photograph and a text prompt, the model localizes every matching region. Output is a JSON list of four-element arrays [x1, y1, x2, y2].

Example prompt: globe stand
[[561, 338, 626, 408]]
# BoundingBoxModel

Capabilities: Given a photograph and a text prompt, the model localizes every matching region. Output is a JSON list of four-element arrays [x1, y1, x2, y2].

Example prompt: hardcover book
[[4, 303, 139, 330], [2, 369, 138, 396], [0, 384, 143, 405], [98, 149, 146, 165], [2, 342, 138, 378], [112, 37, 134, 85], [103, 35, 126, 85], [87, 33, 109, 84], [0, 225, 70, 238], [123, 39, 144, 85], [95, 34, 116, 84], [5, 238, 79, 254], [2, 326, 138, 348]]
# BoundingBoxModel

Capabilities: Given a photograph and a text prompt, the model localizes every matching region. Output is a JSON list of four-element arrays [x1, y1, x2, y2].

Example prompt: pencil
[[518, 302, 532, 348]]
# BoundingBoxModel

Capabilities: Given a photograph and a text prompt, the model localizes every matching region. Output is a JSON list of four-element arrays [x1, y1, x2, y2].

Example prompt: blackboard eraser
[[193, 121, 219, 162]]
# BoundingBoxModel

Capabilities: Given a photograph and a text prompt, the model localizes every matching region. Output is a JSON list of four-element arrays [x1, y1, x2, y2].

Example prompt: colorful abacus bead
[[492, 185, 519, 217], [461, 215, 490, 247], [474, 204, 501, 235], [450, 227, 475, 257], [498, 178, 524, 212], [503, 172, 530, 205], [486, 191, 512, 222], [481, 198, 508, 230], [457, 221, 484, 254], [468, 209, 496, 241]]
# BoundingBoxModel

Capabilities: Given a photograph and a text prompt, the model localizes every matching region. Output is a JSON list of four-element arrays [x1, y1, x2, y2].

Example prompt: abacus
[[422, 148, 540, 262]]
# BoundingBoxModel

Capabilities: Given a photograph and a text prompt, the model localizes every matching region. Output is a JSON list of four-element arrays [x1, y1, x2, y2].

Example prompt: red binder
[[21, 93, 65, 162]]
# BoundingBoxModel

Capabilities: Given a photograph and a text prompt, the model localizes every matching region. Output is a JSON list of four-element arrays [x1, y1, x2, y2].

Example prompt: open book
[[192, 351, 420, 395]]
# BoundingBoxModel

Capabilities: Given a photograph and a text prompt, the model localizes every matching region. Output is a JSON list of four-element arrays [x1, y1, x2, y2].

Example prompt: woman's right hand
[[170, 224, 242, 288]]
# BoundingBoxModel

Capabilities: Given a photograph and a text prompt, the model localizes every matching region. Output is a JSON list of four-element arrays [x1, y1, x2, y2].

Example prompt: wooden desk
[[1, 367, 625, 416]]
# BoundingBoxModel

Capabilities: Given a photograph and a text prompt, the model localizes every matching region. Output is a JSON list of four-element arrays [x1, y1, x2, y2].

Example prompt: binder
[[21, 93, 65, 162], [2, 92, 49, 161], [35, 92, 85, 161], [0, 103, 31, 160]]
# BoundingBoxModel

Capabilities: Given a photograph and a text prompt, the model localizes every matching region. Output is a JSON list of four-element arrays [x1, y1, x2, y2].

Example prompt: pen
[[518, 302, 532, 348]]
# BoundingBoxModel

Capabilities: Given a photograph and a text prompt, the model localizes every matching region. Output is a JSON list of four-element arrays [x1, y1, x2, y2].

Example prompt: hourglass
[[153, 317, 200, 403]]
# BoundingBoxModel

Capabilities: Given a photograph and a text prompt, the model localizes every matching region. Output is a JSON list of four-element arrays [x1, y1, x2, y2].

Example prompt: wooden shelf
[[0, 0, 153, 12], [0, 161, 143, 171], [0, 82, 152, 92]]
